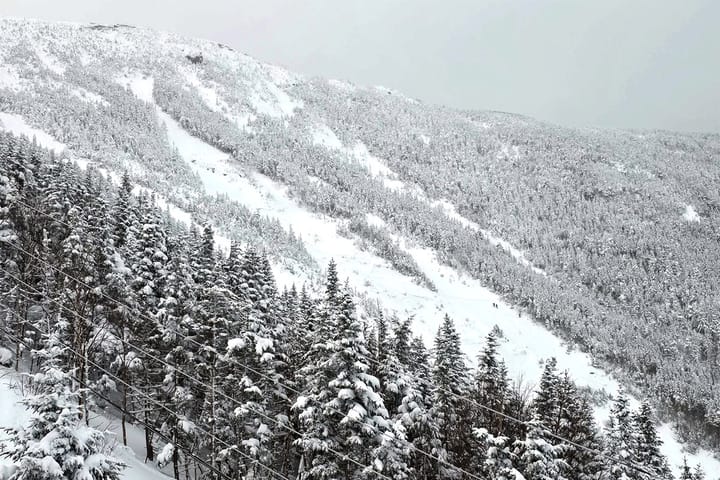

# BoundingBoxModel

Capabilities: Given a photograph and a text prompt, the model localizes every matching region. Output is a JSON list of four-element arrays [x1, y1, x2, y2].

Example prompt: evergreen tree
[[513, 420, 568, 480], [111, 171, 134, 249], [560, 391, 606, 480], [393, 317, 414, 369], [294, 263, 406, 479], [0, 344, 125, 479], [125, 199, 171, 461], [476, 428, 520, 480], [533, 358, 560, 431], [633, 401, 672, 480], [679, 457, 694, 480], [432, 314, 473, 478], [474, 331, 510, 435], [397, 334, 445, 479], [604, 390, 640, 480]]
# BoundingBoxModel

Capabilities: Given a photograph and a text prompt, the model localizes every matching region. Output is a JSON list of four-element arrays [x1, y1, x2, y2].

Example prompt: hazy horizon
[[2, 0, 718, 134]]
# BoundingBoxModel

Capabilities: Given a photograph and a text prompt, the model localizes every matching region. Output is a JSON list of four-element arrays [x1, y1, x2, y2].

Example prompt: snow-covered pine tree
[[259, 252, 278, 303], [222, 239, 244, 297], [0, 133, 41, 370], [474, 331, 510, 435], [432, 314, 474, 478], [125, 197, 171, 461], [158, 246, 198, 479], [692, 463, 706, 480], [475, 428, 521, 480], [0, 343, 125, 479], [513, 420, 568, 480], [604, 390, 640, 479], [533, 358, 559, 431], [57, 196, 108, 417], [557, 382, 606, 480], [395, 331, 445, 478], [499, 363, 529, 442], [374, 311, 404, 413], [679, 457, 694, 480], [110, 171, 134, 249], [294, 262, 405, 479], [219, 289, 287, 477], [633, 401, 672, 480]]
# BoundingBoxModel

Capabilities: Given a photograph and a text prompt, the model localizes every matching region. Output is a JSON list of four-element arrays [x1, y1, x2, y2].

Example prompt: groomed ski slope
[[3, 96, 720, 476]]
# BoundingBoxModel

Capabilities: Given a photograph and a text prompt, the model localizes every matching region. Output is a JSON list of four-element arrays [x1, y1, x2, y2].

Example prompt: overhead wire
[[1, 164, 658, 477], [0, 305, 290, 480]]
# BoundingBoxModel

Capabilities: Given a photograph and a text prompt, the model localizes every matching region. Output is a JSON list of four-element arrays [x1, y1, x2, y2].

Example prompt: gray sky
[[2, 0, 719, 133]]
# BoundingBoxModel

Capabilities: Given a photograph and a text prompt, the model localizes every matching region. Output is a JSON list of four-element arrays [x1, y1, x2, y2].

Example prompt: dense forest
[[1, 20, 718, 452], [1, 18, 720, 475], [0, 126, 711, 478]]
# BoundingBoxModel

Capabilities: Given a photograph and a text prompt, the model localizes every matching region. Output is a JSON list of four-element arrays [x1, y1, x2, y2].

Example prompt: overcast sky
[[2, 0, 718, 133]]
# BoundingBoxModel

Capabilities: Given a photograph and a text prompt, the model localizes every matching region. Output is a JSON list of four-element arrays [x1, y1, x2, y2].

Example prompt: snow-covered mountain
[[2, 17, 720, 478]]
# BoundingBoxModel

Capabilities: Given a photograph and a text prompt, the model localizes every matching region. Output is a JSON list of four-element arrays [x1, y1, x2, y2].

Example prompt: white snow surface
[[35, 47, 66, 75], [116, 71, 154, 103], [683, 204, 701, 222], [365, 213, 388, 229], [0, 376, 28, 474], [0, 112, 67, 155], [0, 347, 12, 366], [70, 87, 109, 106], [0, 65, 23, 91]]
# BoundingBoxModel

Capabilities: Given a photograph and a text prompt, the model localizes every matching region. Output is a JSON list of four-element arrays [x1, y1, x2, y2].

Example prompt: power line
[[0, 325, 231, 480], [356, 347, 658, 476], [0, 190, 484, 478], [3, 181, 657, 477], [0, 234, 487, 480], [0, 266, 394, 480], [0, 305, 288, 480]]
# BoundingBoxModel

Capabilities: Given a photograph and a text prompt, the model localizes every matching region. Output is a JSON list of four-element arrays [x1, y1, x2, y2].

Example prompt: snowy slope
[[1, 18, 719, 476], [147, 103, 715, 475], [2, 101, 719, 476]]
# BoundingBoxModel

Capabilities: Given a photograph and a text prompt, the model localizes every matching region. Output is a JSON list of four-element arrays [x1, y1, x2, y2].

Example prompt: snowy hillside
[[2, 17, 720, 479]]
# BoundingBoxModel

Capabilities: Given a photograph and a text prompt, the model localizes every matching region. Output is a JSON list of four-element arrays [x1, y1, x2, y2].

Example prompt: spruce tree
[[513, 420, 568, 480], [633, 401, 672, 479], [476, 428, 519, 480], [604, 390, 639, 479], [294, 263, 406, 479], [432, 314, 473, 478], [111, 172, 134, 249], [679, 457, 694, 480], [474, 331, 510, 435], [0, 345, 125, 479], [533, 357, 560, 431]]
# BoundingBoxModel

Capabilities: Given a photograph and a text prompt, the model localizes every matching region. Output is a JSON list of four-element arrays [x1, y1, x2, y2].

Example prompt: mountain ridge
[[2, 16, 720, 476]]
